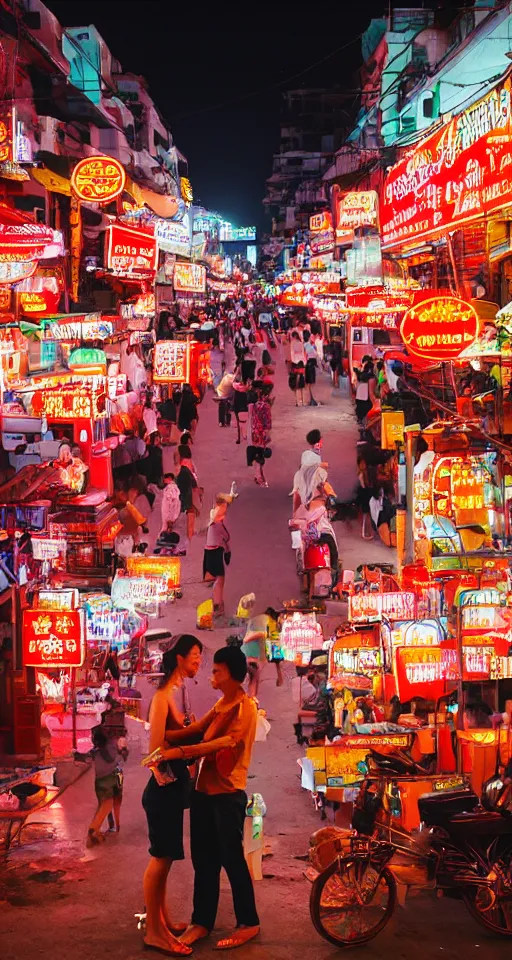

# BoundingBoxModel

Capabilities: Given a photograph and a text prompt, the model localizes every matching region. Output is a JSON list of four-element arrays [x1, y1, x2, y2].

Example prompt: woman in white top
[[289, 330, 306, 406]]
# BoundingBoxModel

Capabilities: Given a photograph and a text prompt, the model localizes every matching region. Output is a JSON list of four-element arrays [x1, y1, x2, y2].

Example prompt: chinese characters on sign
[[349, 591, 416, 623], [106, 223, 157, 277], [71, 156, 126, 204], [153, 340, 190, 383], [23, 609, 84, 668], [400, 297, 480, 362], [173, 262, 206, 293], [35, 390, 95, 420]]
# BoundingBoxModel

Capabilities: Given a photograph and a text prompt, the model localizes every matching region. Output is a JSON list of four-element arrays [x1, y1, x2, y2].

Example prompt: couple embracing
[[142, 635, 260, 956]]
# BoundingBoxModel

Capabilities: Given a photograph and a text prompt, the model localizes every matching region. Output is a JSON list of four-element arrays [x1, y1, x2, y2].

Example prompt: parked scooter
[[307, 745, 512, 948], [290, 494, 340, 600]]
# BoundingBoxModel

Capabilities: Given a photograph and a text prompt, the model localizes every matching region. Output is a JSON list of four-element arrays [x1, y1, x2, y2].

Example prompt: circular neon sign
[[400, 296, 480, 362], [71, 155, 126, 204]]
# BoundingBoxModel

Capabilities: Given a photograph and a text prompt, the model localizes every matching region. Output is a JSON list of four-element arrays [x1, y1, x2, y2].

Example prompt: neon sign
[[23, 609, 85, 668], [349, 591, 416, 623], [173, 262, 206, 293], [400, 296, 480, 362], [106, 223, 157, 276], [126, 555, 181, 589], [71, 155, 126, 204], [336, 191, 378, 243], [153, 340, 190, 383]]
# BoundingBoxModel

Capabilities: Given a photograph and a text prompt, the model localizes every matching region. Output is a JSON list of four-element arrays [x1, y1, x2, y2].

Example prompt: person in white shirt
[[303, 330, 319, 407], [142, 396, 158, 438], [160, 473, 181, 532]]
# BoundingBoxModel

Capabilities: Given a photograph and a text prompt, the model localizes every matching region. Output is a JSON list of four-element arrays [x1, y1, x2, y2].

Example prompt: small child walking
[[79, 726, 128, 847]]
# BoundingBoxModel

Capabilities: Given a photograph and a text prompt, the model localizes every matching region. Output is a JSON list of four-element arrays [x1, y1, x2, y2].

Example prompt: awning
[[31, 168, 71, 196]]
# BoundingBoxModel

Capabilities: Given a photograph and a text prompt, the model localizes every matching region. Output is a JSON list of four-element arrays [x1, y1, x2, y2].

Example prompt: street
[[1, 353, 508, 960]]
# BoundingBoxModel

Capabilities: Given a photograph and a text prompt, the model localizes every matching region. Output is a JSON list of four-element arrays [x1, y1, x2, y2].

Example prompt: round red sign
[[71, 155, 126, 204], [400, 296, 480, 362]]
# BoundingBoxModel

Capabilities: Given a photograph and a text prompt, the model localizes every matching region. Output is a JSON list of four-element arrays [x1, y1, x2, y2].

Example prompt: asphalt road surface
[[2, 347, 509, 960]]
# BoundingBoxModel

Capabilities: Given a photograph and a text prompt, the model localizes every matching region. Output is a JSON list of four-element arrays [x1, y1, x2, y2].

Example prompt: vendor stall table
[[0, 784, 60, 854]]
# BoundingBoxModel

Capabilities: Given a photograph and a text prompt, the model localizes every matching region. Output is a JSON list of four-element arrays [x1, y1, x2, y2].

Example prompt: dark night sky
[[45, 1, 455, 230]]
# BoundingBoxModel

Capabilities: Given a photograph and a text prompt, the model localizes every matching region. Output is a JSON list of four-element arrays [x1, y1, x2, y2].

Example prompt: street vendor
[[53, 440, 88, 493]]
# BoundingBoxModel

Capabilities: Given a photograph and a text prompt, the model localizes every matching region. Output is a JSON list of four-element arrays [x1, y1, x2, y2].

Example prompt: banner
[[382, 76, 512, 249], [155, 215, 191, 257], [336, 191, 379, 244], [173, 262, 206, 293], [106, 223, 157, 276]]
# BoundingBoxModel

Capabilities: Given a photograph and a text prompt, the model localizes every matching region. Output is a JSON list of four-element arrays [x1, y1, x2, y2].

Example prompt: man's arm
[[164, 706, 216, 744]]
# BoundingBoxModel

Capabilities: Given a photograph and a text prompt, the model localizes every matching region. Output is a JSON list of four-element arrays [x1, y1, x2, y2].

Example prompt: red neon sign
[[23, 609, 84, 668], [400, 296, 480, 362], [382, 76, 512, 249], [106, 223, 157, 276], [71, 155, 126, 204]]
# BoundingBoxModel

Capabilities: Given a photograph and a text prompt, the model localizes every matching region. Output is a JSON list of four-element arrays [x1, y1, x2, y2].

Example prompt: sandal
[[143, 941, 192, 957], [214, 926, 260, 950]]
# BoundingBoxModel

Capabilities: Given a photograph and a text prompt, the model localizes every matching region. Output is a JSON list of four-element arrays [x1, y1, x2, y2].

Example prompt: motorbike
[[307, 747, 512, 947], [289, 494, 340, 600]]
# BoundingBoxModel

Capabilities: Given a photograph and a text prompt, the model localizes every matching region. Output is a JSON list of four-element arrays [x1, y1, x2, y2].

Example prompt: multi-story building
[[263, 88, 348, 237]]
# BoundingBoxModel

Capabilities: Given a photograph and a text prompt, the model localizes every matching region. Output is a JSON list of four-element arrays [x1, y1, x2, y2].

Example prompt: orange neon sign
[[71, 155, 126, 204], [400, 296, 480, 362]]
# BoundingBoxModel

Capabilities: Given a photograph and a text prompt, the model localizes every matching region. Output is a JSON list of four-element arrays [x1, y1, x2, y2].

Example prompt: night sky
[[45, 1, 456, 231]]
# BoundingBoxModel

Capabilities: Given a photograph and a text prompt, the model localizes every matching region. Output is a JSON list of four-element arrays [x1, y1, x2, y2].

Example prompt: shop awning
[[31, 168, 71, 196]]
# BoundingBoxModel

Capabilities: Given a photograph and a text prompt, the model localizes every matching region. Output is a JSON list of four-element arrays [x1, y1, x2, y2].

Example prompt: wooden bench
[[0, 785, 61, 854]]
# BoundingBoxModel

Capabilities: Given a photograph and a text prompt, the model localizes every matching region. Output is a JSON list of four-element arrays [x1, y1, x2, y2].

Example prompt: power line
[[173, 34, 364, 122]]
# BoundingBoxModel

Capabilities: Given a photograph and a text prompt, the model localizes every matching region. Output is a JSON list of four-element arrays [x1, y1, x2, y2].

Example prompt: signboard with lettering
[[43, 315, 114, 342], [111, 573, 169, 609], [126, 555, 181, 589], [22, 609, 85, 668], [336, 191, 379, 244], [173, 262, 206, 293], [37, 589, 79, 611], [155, 216, 191, 257], [400, 296, 480, 362], [106, 223, 157, 276], [349, 591, 416, 623], [71, 156, 126, 204], [381, 77, 512, 249], [153, 340, 190, 383]]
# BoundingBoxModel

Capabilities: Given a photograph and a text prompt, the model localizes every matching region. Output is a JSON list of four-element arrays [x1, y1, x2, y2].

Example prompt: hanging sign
[[106, 223, 157, 276], [400, 296, 480, 362], [71, 155, 126, 204], [111, 573, 169, 609], [155, 216, 191, 257], [22, 609, 85, 668], [43, 315, 113, 342], [381, 76, 512, 249], [18, 289, 61, 315], [31, 538, 67, 561], [336, 191, 378, 243], [153, 340, 190, 383], [310, 212, 332, 232], [173, 262, 206, 293], [37, 589, 79, 611]]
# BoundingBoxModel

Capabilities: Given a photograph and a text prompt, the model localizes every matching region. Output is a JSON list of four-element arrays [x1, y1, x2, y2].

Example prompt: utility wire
[[173, 34, 364, 121]]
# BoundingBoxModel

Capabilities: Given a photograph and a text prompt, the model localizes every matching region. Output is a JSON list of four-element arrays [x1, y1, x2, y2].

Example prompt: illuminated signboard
[[31, 538, 67, 561], [43, 315, 113, 342], [400, 296, 480, 362], [22, 609, 85, 668], [153, 340, 190, 383], [71, 155, 126, 204], [155, 215, 191, 257], [19, 290, 60, 315], [336, 191, 378, 243], [126, 555, 180, 589], [395, 645, 459, 700], [0, 260, 37, 284], [173, 262, 206, 293], [38, 589, 79, 611], [0, 104, 13, 164], [381, 77, 512, 249], [349, 591, 416, 623], [219, 223, 257, 242], [310, 212, 332, 232], [35, 390, 96, 420], [106, 223, 157, 276], [279, 613, 323, 661], [111, 573, 169, 609]]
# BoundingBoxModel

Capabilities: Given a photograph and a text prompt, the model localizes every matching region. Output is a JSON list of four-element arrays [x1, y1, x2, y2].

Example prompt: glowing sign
[[35, 390, 95, 420], [279, 613, 323, 661], [106, 223, 157, 276], [310, 212, 332, 232], [349, 591, 416, 623], [173, 262, 206, 293], [19, 290, 60, 314], [153, 340, 190, 383], [400, 296, 480, 362], [31, 538, 67, 561], [126, 555, 180, 589], [336, 191, 378, 243], [38, 589, 79, 611], [381, 77, 512, 249], [155, 216, 191, 257], [111, 573, 169, 609], [180, 176, 193, 205], [43, 315, 113, 341], [71, 155, 126, 204], [22, 609, 85, 668]]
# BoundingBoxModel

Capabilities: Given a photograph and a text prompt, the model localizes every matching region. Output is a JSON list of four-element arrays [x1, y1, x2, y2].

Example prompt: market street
[[1, 357, 508, 960]]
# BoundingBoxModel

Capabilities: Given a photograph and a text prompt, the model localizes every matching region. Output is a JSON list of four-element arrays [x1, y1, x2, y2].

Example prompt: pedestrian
[[179, 646, 260, 950], [176, 445, 199, 542], [81, 726, 128, 847], [141, 636, 234, 957], [289, 330, 306, 406], [142, 393, 158, 438], [247, 381, 272, 487], [178, 383, 199, 436], [232, 375, 250, 444], [354, 359, 376, 426], [161, 472, 181, 533], [303, 329, 319, 406], [137, 433, 164, 505], [241, 605, 283, 697], [203, 492, 235, 617]]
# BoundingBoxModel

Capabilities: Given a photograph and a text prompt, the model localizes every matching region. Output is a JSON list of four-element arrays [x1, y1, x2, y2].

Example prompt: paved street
[[1, 352, 508, 960]]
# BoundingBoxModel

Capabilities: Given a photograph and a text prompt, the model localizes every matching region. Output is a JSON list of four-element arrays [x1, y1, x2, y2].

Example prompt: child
[[79, 726, 128, 847]]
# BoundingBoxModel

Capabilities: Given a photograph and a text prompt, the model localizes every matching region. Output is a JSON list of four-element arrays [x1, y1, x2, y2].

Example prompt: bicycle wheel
[[464, 860, 512, 938], [310, 856, 396, 948]]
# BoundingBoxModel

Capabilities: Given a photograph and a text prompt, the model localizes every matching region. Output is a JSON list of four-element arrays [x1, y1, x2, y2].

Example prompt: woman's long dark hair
[[158, 634, 203, 688]]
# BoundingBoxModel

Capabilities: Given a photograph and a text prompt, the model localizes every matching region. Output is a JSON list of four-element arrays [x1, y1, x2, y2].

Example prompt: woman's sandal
[[143, 941, 192, 957]]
